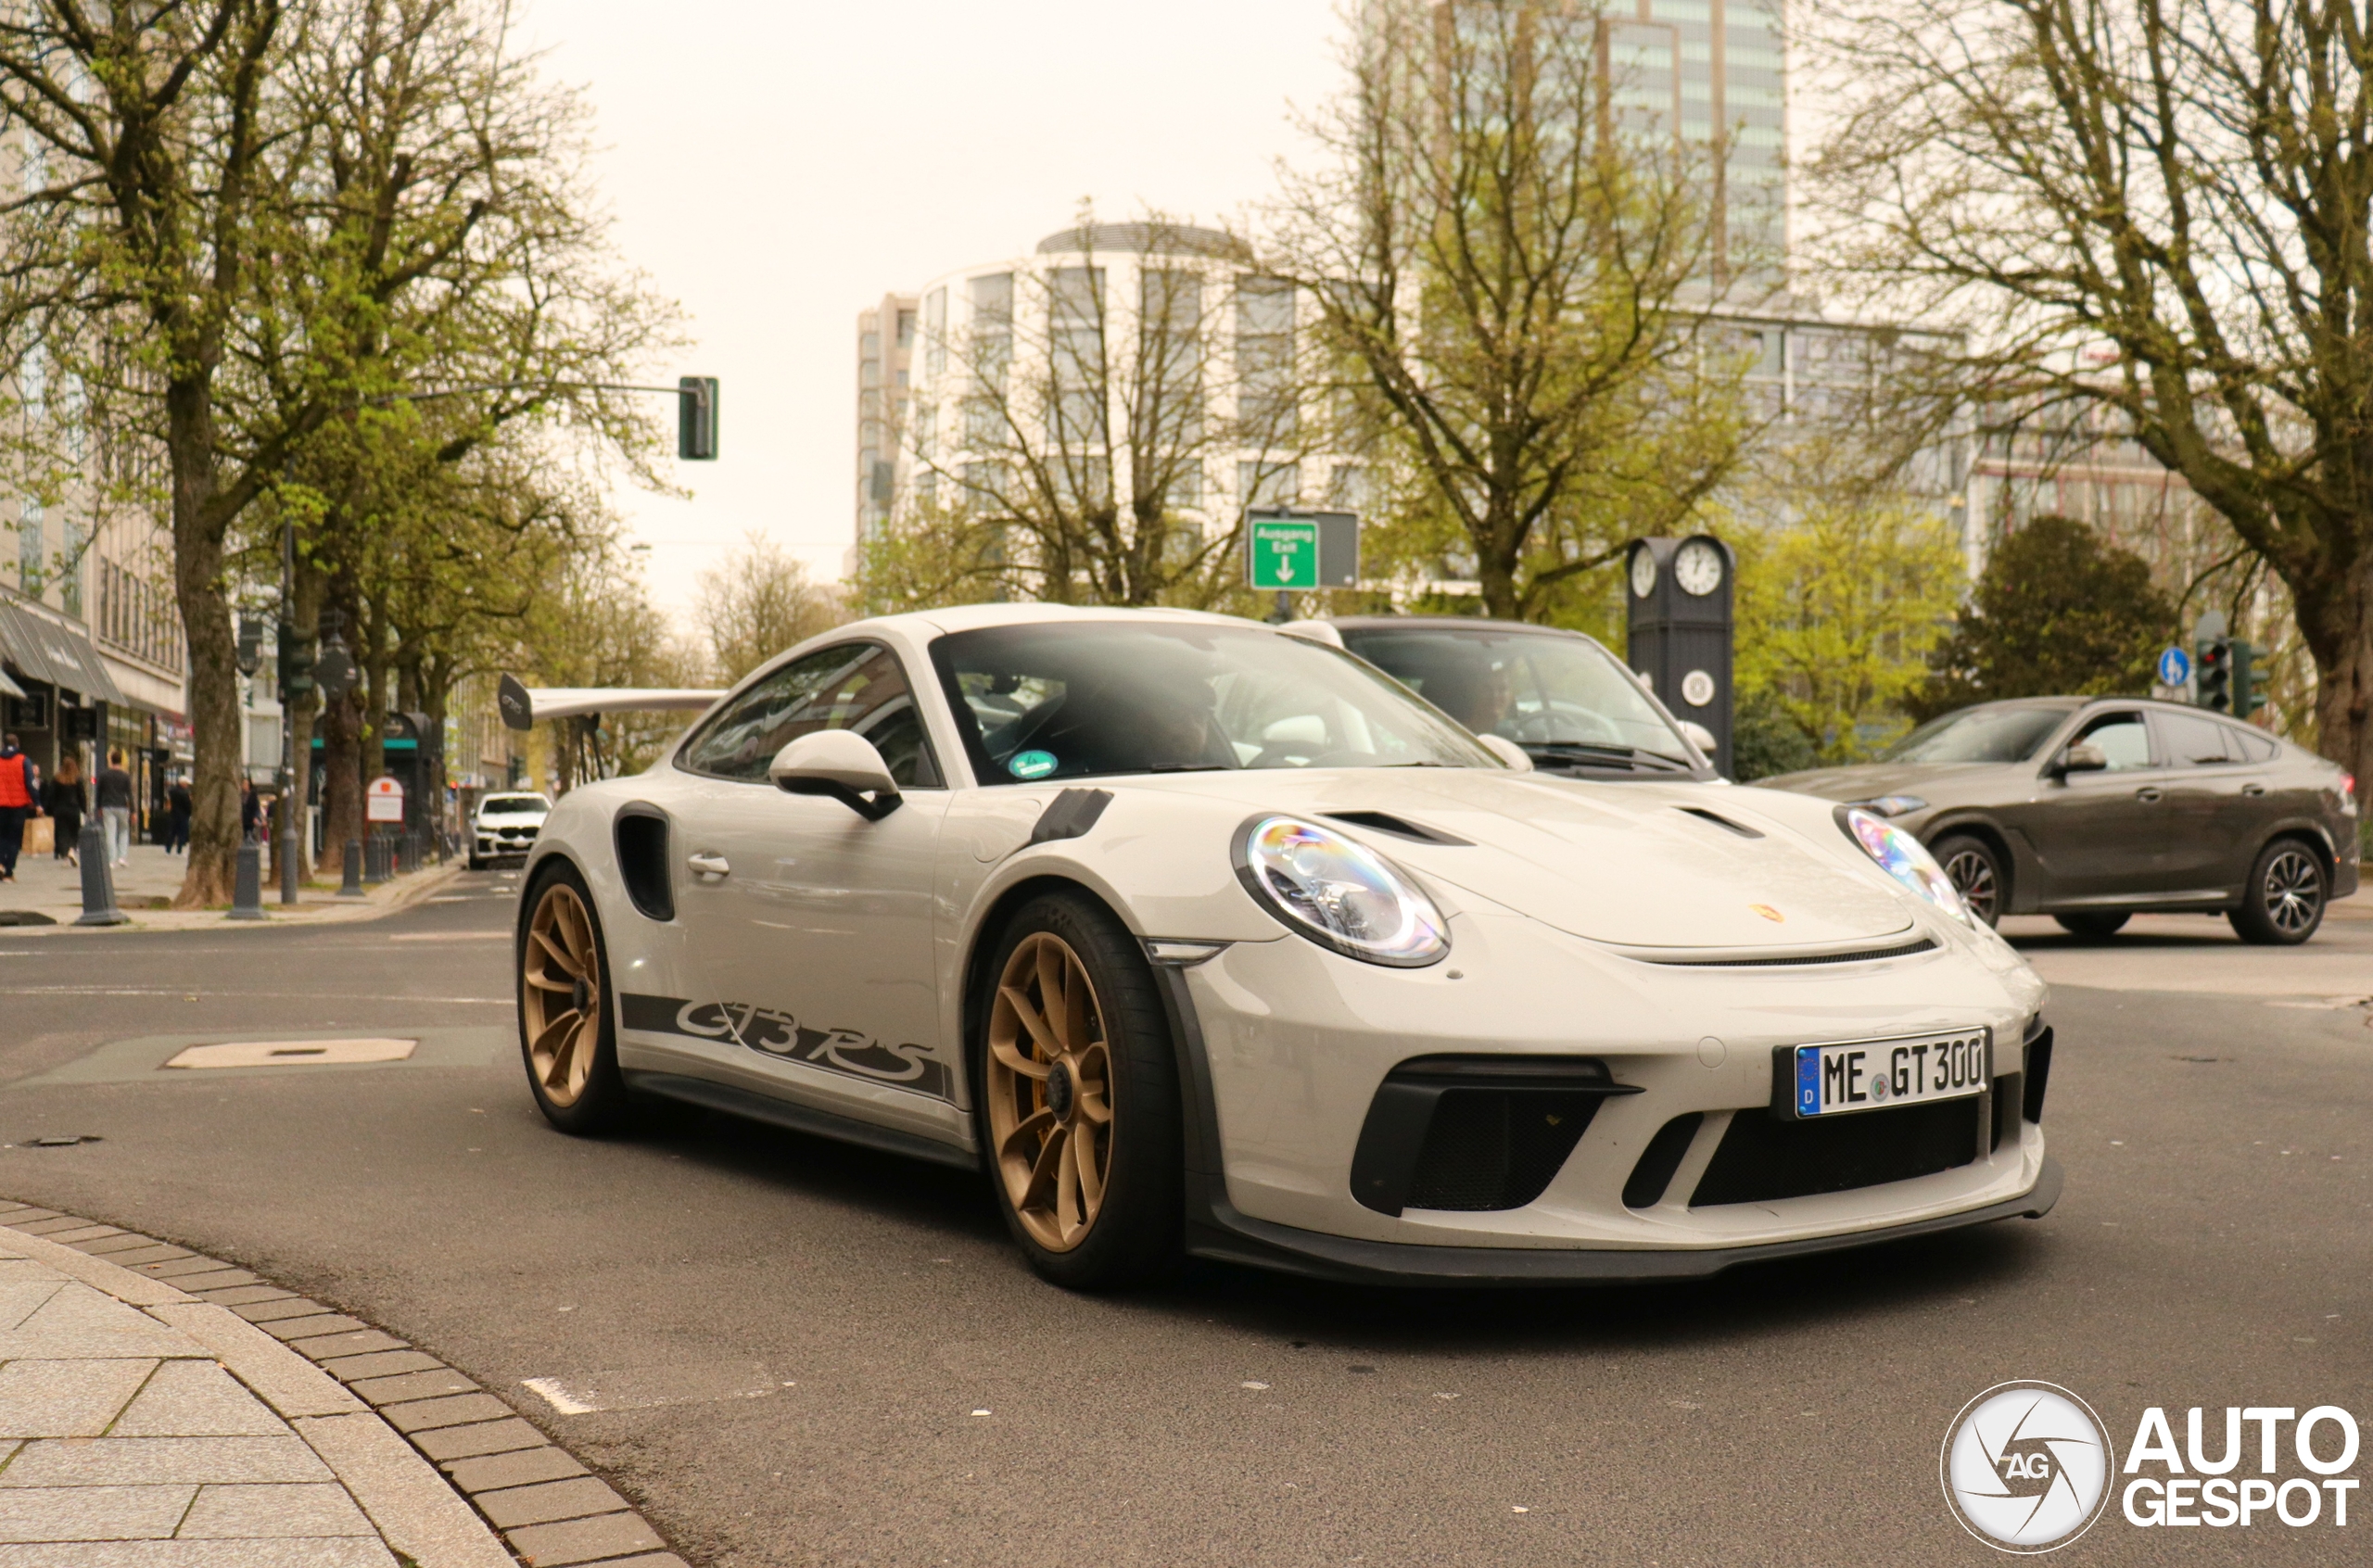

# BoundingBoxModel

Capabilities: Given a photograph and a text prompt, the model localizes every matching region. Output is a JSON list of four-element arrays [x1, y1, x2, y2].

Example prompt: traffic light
[[277, 623, 314, 702], [678, 376, 718, 461], [2231, 639, 2266, 718], [2196, 636, 2232, 712]]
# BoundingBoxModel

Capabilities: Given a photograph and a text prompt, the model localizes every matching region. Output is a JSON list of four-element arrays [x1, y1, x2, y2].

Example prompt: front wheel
[[2228, 840, 2327, 945], [517, 864, 636, 1132], [974, 891, 1182, 1290], [2054, 911, 2130, 939], [1932, 834, 2006, 928]]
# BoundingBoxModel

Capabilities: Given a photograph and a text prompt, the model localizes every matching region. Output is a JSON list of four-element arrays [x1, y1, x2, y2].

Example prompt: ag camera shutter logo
[[1942, 1382, 2115, 1552]]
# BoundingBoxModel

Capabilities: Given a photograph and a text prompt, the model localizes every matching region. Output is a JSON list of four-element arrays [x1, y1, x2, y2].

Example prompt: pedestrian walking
[[0, 733, 39, 884], [239, 778, 263, 843], [95, 750, 133, 867], [165, 776, 192, 854], [44, 753, 85, 866]]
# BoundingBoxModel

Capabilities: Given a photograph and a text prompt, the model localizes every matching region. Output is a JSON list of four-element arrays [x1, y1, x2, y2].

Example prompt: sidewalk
[[0, 843, 463, 931], [0, 1214, 512, 1566]]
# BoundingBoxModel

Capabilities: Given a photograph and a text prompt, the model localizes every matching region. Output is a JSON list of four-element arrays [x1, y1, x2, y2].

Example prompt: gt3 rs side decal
[[619, 993, 954, 1101]]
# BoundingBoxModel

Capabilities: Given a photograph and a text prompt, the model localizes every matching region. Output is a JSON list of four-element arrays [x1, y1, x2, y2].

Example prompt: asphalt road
[[2, 876, 2367, 1566]]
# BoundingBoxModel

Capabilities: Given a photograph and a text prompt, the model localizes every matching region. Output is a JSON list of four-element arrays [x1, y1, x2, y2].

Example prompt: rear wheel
[[517, 864, 635, 1132], [2229, 839, 2327, 945], [2053, 911, 2130, 939], [1932, 834, 2005, 928], [975, 891, 1181, 1290]]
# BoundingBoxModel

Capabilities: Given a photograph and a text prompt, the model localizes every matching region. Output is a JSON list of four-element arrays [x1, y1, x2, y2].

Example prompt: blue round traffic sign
[[2156, 646, 2191, 686]]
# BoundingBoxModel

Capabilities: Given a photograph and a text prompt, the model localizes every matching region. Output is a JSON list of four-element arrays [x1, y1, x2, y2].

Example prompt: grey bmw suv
[[1757, 698, 2360, 943]]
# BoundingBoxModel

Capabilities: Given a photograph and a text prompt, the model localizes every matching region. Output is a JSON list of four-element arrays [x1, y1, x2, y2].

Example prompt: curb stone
[[0, 1201, 689, 1568]]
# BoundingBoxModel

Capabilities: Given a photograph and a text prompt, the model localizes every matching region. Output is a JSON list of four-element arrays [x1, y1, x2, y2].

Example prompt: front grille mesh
[[1691, 1098, 1979, 1207]]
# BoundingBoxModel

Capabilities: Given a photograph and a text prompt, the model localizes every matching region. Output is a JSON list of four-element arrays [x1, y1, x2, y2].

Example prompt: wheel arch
[[2256, 825, 2338, 884], [1923, 817, 2017, 911]]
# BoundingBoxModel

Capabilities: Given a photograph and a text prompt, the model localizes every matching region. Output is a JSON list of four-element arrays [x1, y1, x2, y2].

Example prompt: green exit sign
[[1248, 517, 1320, 589]]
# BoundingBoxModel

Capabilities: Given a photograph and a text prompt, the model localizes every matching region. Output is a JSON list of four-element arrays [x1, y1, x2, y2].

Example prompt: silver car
[[1758, 697, 2359, 944]]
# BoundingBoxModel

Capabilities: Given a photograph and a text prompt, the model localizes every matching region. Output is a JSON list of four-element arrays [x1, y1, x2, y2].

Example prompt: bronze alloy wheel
[[522, 881, 603, 1107], [986, 931, 1114, 1252]]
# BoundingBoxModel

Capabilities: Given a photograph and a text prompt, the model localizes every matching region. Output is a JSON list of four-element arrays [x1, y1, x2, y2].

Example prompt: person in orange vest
[[0, 733, 41, 883]]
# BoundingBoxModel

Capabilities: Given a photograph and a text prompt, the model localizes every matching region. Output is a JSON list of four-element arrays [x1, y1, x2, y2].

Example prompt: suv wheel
[[1932, 834, 2005, 928], [2053, 911, 2130, 939], [2229, 839, 2327, 945]]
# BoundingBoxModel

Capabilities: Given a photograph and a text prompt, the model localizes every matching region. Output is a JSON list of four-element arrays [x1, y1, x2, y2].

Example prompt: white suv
[[469, 792, 552, 869]]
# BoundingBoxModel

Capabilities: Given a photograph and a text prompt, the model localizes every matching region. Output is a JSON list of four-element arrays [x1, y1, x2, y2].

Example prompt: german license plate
[[1789, 1030, 1990, 1119]]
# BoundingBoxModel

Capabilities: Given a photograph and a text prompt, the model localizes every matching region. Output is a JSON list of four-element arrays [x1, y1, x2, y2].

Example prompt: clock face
[[1629, 548, 1658, 600], [1674, 538, 1724, 596]]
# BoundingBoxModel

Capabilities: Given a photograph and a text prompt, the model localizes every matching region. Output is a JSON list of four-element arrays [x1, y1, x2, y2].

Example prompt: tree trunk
[[2304, 558, 2373, 825], [284, 559, 325, 881], [319, 689, 362, 864], [166, 378, 239, 909]]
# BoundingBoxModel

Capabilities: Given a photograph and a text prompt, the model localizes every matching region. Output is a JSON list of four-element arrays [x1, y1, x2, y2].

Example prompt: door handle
[[2240, 783, 2266, 797], [686, 852, 730, 879], [2133, 787, 2163, 803]]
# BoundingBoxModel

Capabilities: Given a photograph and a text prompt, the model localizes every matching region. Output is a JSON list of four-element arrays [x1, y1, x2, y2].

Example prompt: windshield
[[1879, 705, 2070, 765], [931, 621, 1499, 785], [478, 795, 550, 816], [1338, 626, 1694, 765]]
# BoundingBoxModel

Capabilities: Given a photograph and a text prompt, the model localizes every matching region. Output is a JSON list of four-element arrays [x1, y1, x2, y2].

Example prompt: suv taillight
[[2343, 773, 2359, 816]]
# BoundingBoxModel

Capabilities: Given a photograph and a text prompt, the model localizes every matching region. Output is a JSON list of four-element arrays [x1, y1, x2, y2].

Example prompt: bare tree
[[1268, 0, 1760, 622], [860, 212, 1315, 612], [692, 533, 846, 682], [1806, 0, 2373, 796]]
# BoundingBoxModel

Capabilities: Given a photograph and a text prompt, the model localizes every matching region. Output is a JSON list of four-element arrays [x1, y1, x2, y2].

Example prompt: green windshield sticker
[[1009, 749, 1058, 779]]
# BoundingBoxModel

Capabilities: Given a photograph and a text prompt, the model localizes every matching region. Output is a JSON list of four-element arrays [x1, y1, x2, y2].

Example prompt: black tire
[[971, 890, 1183, 1290], [1932, 834, 2006, 928], [2053, 911, 2130, 939], [2228, 838, 2328, 945], [466, 854, 483, 871], [516, 860, 637, 1132]]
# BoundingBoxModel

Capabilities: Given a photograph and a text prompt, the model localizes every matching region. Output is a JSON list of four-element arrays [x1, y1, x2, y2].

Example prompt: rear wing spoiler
[[498, 673, 725, 731]]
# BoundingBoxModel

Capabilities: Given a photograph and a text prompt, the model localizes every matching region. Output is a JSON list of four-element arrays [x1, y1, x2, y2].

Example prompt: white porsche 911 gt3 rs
[[513, 604, 2060, 1289]]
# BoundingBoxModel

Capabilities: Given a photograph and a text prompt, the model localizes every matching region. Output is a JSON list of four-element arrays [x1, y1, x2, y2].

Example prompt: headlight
[[1235, 816, 1449, 967], [1855, 793, 1928, 818], [1838, 806, 1971, 925]]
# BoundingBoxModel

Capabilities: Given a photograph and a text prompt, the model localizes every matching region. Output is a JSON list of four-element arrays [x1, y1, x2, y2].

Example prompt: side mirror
[[1678, 720, 1718, 758], [768, 731, 902, 820], [1476, 733, 1533, 772], [2052, 741, 2109, 778]]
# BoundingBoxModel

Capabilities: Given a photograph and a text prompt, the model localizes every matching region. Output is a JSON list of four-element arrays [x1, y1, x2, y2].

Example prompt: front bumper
[[1183, 1159, 2062, 1286], [1161, 905, 2054, 1274]]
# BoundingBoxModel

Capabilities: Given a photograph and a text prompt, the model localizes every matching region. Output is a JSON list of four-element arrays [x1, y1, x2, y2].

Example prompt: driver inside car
[[1031, 668, 1235, 775]]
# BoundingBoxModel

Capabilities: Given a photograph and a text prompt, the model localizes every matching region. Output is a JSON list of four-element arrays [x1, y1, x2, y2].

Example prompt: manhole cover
[[163, 1039, 419, 1070]]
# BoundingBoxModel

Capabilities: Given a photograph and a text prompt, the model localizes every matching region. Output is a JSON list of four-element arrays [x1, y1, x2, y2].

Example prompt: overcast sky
[[523, 0, 1342, 625]]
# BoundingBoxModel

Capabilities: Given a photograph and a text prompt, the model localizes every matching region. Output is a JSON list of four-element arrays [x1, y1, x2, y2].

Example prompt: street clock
[[1625, 534, 1737, 777], [1673, 537, 1726, 597]]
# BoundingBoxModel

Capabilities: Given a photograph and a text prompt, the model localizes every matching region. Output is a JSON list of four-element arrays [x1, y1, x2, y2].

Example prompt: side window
[[679, 644, 942, 788], [2072, 712, 2151, 771], [2225, 725, 2278, 763], [2154, 711, 2235, 767]]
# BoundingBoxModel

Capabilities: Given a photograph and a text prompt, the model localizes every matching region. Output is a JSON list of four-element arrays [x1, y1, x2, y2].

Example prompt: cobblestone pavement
[[0, 1204, 682, 1568]]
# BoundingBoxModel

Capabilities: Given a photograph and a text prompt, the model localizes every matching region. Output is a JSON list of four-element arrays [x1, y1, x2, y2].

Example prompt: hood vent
[[1322, 811, 1471, 846], [1676, 806, 1763, 840], [1651, 937, 1937, 968]]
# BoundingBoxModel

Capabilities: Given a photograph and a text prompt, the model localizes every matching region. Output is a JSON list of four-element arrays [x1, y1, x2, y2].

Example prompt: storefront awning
[[0, 595, 127, 705], [0, 665, 22, 700]]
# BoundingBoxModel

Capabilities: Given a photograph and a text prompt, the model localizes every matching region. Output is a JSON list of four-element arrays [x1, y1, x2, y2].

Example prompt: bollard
[[363, 832, 388, 886], [337, 838, 365, 899], [73, 819, 125, 926], [226, 839, 265, 920]]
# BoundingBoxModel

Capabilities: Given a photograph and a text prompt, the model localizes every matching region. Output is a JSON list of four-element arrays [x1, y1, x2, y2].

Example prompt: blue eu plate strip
[[1795, 1045, 1821, 1117]]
